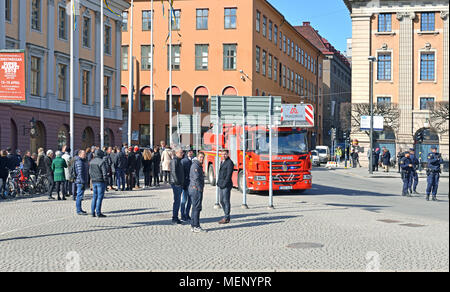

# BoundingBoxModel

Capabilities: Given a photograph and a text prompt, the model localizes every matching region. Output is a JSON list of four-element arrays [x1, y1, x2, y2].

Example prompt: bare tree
[[429, 101, 449, 134], [340, 102, 352, 132], [351, 103, 400, 136]]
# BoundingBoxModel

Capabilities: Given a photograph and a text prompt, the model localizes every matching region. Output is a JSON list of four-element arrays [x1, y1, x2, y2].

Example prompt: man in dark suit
[[217, 150, 234, 224]]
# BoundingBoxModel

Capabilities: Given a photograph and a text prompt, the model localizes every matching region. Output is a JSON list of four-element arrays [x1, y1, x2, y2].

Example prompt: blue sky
[[268, 0, 352, 53]]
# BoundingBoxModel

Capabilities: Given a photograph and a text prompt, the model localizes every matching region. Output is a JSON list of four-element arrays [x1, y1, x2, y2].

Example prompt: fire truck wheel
[[208, 164, 216, 186]]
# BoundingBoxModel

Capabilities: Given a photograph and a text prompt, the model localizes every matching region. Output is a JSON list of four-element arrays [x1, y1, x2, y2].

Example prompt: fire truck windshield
[[254, 131, 308, 155]]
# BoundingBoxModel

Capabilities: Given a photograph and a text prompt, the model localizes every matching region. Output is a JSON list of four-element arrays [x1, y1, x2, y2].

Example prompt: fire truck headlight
[[303, 174, 312, 180], [255, 176, 267, 181]]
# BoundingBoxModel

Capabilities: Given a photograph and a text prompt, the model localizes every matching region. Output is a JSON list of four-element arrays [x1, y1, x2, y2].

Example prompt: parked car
[[310, 150, 320, 166], [315, 146, 330, 164]]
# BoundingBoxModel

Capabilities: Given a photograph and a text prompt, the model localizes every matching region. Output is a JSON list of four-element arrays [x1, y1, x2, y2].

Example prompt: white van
[[315, 146, 330, 164]]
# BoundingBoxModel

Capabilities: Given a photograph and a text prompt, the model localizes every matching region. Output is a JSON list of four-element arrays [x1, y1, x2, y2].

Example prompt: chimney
[[303, 21, 310, 26]]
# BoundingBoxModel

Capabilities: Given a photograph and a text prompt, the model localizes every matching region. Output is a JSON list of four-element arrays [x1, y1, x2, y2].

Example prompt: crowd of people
[[0, 141, 235, 233]]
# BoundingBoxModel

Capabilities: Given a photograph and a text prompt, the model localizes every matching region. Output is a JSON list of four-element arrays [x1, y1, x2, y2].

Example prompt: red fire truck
[[202, 123, 313, 194]]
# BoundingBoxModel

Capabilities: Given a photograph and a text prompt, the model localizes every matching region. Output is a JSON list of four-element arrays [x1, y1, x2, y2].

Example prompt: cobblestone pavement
[[0, 169, 448, 272]]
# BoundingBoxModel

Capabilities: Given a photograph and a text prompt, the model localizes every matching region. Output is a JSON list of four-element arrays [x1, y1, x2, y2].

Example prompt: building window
[[122, 11, 128, 31], [196, 9, 208, 30], [421, 12, 435, 31], [420, 52, 435, 81], [256, 10, 260, 32], [301, 49, 304, 65], [139, 125, 150, 147], [104, 76, 111, 109], [291, 42, 294, 59], [195, 44, 209, 70], [255, 46, 260, 73], [141, 45, 153, 70], [291, 70, 294, 91], [171, 9, 181, 31], [140, 88, 150, 112], [377, 53, 391, 80], [262, 16, 267, 37], [268, 20, 272, 41], [58, 6, 67, 40], [194, 95, 209, 113], [167, 45, 181, 70], [262, 50, 266, 76], [279, 32, 282, 50], [273, 57, 278, 82], [224, 8, 237, 29], [5, 0, 12, 22], [82, 70, 90, 105], [274, 25, 278, 45], [166, 94, 181, 112], [31, 0, 41, 31], [378, 13, 392, 32], [282, 65, 286, 88], [30, 56, 40, 96], [295, 45, 298, 62], [142, 10, 153, 31], [223, 44, 237, 70], [287, 68, 290, 90], [287, 38, 290, 56], [122, 46, 128, 70], [283, 35, 286, 53], [104, 25, 112, 54], [377, 96, 391, 106], [82, 16, 91, 48], [57, 64, 67, 101], [420, 97, 435, 110], [268, 54, 272, 79]]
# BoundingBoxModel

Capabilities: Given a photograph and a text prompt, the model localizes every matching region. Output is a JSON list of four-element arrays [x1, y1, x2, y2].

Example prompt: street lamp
[[368, 56, 377, 174]]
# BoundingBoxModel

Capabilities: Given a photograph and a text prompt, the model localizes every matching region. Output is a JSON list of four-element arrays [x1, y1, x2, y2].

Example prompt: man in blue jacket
[[180, 150, 193, 222]]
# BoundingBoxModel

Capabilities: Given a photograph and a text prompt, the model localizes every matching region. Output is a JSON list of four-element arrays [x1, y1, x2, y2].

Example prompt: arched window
[[222, 86, 237, 96], [194, 86, 209, 113], [104, 128, 114, 147], [414, 128, 439, 161], [166, 86, 181, 112], [140, 86, 151, 112], [373, 126, 396, 158], [82, 127, 95, 150], [57, 125, 69, 150]]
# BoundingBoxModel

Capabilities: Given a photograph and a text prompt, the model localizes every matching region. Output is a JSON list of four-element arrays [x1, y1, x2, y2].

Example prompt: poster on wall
[[0, 50, 26, 103]]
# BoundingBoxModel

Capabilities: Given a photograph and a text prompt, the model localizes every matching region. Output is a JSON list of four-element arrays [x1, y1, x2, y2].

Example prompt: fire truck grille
[[272, 174, 301, 185]]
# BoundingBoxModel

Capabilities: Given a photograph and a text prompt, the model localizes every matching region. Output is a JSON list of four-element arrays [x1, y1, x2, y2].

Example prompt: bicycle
[[7, 169, 36, 197], [34, 172, 50, 195]]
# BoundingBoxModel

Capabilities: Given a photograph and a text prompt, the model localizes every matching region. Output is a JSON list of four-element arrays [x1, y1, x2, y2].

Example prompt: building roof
[[294, 22, 351, 68]]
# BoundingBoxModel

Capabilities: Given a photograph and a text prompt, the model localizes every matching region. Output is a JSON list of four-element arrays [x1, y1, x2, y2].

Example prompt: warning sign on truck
[[281, 104, 314, 127], [0, 50, 26, 103]]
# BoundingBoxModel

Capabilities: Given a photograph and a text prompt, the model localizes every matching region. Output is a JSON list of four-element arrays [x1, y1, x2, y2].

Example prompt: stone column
[[19, 0, 26, 49], [46, 0, 56, 102], [94, 10, 101, 118], [396, 12, 416, 150], [441, 11, 449, 102], [115, 19, 122, 120], [0, 0, 5, 49], [440, 11, 449, 160]]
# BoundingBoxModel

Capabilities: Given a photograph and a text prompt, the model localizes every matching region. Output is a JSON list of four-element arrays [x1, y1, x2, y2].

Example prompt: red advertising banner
[[0, 50, 26, 103]]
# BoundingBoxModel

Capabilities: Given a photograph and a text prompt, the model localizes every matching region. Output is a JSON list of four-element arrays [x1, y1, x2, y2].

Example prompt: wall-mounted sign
[[0, 50, 26, 103]]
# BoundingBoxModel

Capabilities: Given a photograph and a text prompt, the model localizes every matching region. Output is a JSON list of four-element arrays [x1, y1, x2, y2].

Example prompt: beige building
[[0, 0, 129, 152], [344, 0, 449, 165]]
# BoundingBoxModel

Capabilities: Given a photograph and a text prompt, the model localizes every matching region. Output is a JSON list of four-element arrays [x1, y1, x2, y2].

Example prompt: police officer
[[426, 146, 443, 201], [408, 148, 420, 195], [399, 151, 414, 197]]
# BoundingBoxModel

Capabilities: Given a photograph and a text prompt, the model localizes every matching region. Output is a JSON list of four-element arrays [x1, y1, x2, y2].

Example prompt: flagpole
[[127, 0, 134, 146], [150, 0, 154, 148], [169, 3, 173, 147], [70, 1, 74, 156], [100, 0, 104, 149]]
